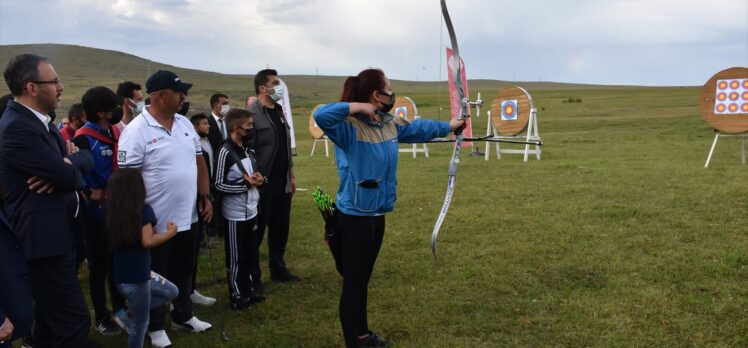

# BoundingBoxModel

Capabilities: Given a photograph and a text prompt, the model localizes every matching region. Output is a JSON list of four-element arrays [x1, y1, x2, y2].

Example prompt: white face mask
[[133, 101, 145, 116], [269, 84, 284, 102], [220, 104, 230, 116]]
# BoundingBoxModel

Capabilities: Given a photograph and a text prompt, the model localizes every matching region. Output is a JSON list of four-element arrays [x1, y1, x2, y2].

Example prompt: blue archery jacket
[[314, 102, 451, 216]]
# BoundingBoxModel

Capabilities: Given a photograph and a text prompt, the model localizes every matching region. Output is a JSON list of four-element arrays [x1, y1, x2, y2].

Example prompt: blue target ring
[[501, 100, 518, 121]]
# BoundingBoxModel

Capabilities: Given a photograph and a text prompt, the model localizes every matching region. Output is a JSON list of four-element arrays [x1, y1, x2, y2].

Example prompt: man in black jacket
[[248, 69, 299, 285], [0, 54, 94, 347]]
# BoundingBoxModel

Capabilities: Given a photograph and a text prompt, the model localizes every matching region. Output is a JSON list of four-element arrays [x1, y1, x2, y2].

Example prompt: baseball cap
[[146, 70, 193, 94]]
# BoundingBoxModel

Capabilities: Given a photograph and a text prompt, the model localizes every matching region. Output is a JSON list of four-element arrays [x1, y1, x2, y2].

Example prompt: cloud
[[1, 0, 746, 85]]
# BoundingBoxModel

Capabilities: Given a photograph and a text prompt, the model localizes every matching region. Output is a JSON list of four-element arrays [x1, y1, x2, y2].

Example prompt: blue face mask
[[269, 84, 284, 102]]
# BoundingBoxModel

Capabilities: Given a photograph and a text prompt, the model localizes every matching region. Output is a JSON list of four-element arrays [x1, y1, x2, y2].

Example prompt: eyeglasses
[[32, 78, 62, 86]]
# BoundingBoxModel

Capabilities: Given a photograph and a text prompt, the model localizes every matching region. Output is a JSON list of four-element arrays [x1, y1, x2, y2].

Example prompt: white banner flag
[[278, 78, 296, 150]]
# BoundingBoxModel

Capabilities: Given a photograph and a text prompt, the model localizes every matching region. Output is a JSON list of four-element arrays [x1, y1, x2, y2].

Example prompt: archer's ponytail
[[339, 69, 386, 103], [340, 76, 359, 102]]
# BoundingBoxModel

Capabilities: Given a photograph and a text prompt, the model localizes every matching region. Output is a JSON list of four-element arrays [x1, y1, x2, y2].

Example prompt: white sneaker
[[148, 330, 172, 348], [190, 290, 216, 306], [171, 316, 213, 333]]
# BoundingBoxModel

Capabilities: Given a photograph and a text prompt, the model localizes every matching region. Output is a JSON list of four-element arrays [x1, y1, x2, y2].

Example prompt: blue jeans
[[117, 272, 178, 348]]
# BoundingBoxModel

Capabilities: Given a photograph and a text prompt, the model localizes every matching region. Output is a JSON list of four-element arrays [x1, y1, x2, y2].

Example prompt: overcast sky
[[1, 0, 746, 86]]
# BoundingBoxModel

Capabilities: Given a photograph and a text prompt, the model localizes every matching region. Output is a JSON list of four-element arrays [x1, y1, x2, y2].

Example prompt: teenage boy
[[213, 108, 266, 310], [73, 86, 130, 335]]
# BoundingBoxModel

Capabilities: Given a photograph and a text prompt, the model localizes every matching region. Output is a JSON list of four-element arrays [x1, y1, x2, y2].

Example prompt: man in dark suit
[[0, 54, 94, 347], [0, 196, 33, 348], [206, 94, 230, 239], [207, 93, 230, 154], [188, 113, 218, 306]]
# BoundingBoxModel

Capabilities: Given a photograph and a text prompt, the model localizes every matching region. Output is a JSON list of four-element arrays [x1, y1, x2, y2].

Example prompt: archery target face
[[395, 106, 408, 119], [699, 67, 748, 134], [392, 96, 418, 121], [491, 87, 533, 136], [501, 100, 518, 121], [714, 78, 748, 115]]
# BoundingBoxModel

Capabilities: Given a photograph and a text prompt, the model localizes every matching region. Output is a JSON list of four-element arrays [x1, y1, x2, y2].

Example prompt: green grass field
[[2, 45, 746, 347]]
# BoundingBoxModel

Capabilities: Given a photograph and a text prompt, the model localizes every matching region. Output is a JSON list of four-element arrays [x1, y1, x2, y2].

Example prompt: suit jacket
[[0, 206, 33, 341], [207, 113, 226, 160], [0, 100, 91, 260]]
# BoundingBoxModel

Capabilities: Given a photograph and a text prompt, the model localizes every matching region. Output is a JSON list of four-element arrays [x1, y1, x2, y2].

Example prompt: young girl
[[106, 168, 179, 348]]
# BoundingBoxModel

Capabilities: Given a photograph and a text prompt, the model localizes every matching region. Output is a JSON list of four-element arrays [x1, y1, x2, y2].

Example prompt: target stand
[[699, 67, 748, 167], [705, 132, 746, 167], [393, 96, 430, 158], [485, 86, 541, 161], [309, 104, 333, 157]]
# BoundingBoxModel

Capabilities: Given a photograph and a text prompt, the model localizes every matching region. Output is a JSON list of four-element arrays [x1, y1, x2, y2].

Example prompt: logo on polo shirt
[[147, 136, 166, 145], [117, 150, 126, 162]]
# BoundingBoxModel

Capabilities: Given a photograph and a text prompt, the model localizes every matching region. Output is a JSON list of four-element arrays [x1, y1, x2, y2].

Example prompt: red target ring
[[718, 81, 728, 89], [716, 104, 727, 112], [730, 80, 740, 89], [742, 103, 748, 112], [718, 92, 727, 101], [729, 103, 739, 112], [504, 105, 515, 115], [730, 92, 739, 101], [742, 92, 748, 101]]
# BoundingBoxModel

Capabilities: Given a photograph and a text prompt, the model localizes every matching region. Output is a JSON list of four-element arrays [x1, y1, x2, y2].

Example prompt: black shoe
[[252, 279, 266, 295], [95, 318, 121, 336], [230, 297, 251, 311], [270, 270, 301, 282], [244, 292, 266, 305], [356, 331, 393, 347], [21, 336, 32, 348]]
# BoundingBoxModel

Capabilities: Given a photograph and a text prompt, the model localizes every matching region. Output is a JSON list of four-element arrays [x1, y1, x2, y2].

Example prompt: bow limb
[[431, 0, 468, 259]]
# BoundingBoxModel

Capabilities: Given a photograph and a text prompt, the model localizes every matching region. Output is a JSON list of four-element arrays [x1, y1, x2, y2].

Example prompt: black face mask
[[110, 107, 123, 125], [379, 92, 396, 113], [178, 102, 190, 116], [241, 127, 255, 144], [242, 129, 255, 145]]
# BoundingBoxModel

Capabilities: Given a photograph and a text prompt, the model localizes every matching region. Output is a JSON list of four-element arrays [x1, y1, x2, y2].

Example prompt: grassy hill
[[0, 44, 640, 119], [1, 44, 745, 347]]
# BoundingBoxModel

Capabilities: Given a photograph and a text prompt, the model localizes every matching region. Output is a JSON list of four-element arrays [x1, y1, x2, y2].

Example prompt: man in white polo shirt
[[118, 70, 213, 348]]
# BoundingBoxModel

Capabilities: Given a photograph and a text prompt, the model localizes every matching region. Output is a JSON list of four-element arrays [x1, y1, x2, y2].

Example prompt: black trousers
[[224, 218, 259, 299], [256, 177, 292, 277], [27, 254, 90, 348], [148, 224, 198, 331], [72, 199, 88, 272], [338, 213, 385, 348], [191, 221, 206, 293], [86, 217, 126, 322]]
